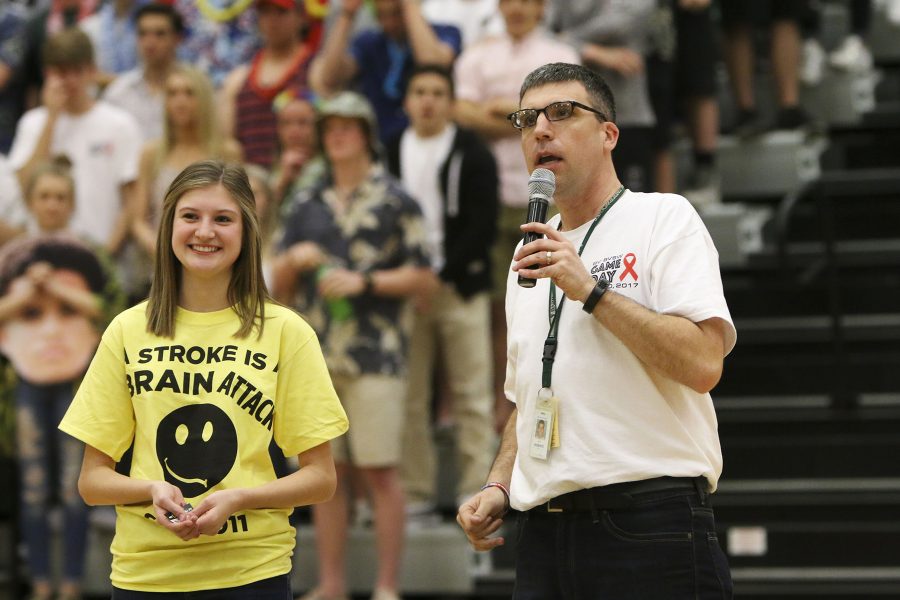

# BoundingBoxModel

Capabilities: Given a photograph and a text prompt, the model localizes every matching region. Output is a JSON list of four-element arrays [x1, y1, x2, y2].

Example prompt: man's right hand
[[41, 72, 68, 115], [456, 487, 508, 551]]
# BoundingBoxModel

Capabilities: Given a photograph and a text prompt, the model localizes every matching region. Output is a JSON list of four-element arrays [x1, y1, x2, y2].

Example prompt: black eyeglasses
[[507, 100, 608, 130]]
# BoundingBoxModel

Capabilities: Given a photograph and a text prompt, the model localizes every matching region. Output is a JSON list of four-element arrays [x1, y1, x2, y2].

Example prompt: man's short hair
[[405, 64, 455, 99], [134, 2, 185, 35], [43, 28, 94, 69], [519, 62, 617, 124]]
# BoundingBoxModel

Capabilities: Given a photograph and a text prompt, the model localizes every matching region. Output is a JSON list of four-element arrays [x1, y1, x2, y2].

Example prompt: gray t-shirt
[[546, 0, 656, 127]]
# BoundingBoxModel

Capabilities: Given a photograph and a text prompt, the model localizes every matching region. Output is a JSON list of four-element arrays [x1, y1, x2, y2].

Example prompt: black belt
[[530, 476, 707, 514]]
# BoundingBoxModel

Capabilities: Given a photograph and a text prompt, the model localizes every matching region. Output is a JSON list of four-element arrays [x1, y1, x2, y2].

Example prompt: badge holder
[[530, 387, 558, 460]]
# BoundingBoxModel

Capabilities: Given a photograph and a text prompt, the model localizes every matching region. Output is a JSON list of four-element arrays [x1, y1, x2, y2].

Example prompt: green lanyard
[[542, 186, 625, 390]]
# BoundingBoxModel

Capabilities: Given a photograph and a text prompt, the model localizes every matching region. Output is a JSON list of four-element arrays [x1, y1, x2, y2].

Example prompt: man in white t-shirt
[[10, 28, 141, 253], [457, 62, 737, 598]]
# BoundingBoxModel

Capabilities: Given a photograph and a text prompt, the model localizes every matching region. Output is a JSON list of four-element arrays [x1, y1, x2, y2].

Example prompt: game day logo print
[[589, 252, 639, 289], [156, 404, 237, 498]]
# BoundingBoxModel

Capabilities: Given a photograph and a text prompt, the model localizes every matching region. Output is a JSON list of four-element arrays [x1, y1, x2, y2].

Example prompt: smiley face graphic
[[156, 404, 237, 498]]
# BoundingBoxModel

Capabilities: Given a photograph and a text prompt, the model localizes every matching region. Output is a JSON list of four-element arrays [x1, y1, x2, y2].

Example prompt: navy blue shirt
[[350, 24, 462, 143]]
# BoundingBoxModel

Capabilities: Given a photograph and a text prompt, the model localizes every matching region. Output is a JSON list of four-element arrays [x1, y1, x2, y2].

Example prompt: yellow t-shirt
[[59, 302, 348, 592]]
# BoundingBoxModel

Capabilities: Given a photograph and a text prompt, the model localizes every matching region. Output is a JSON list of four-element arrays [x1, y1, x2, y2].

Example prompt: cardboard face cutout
[[0, 236, 107, 385]]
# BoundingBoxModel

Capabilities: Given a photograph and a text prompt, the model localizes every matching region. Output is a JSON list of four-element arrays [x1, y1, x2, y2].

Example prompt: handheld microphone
[[517, 168, 556, 288]]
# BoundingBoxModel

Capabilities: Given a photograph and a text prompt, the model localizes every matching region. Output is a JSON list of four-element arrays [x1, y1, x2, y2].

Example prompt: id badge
[[530, 388, 557, 460]]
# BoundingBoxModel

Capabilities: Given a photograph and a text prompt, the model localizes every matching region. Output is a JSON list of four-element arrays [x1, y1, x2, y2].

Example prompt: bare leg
[[724, 24, 756, 111], [362, 465, 406, 594], [58, 580, 82, 600], [654, 148, 676, 193], [312, 463, 351, 598], [771, 19, 802, 107], [29, 580, 52, 600]]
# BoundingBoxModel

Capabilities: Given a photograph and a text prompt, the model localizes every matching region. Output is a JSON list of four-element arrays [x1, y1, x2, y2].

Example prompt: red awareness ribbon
[[619, 253, 638, 281]]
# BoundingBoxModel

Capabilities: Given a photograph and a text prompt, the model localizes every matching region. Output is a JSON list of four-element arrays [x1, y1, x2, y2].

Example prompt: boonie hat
[[316, 92, 381, 157]]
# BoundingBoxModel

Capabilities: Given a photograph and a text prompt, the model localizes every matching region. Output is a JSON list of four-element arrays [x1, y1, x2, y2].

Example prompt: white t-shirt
[[421, 0, 504, 47], [103, 69, 165, 144], [0, 154, 27, 229], [399, 124, 456, 271], [9, 102, 142, 246], [504, 190, 737, 511]]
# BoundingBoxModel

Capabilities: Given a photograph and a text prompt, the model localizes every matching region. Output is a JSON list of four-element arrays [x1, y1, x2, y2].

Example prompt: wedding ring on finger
[[545, 251, 553, 265]]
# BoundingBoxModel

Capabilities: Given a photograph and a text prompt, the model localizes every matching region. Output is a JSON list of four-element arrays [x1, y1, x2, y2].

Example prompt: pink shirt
[[455, 30, 579, 208]]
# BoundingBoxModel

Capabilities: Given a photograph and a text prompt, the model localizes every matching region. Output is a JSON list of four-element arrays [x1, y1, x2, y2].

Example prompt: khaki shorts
[[329, 373, 406, 467]]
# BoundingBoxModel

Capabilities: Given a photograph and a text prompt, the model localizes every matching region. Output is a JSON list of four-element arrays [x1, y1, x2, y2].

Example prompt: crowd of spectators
[[0, 1, 888, 599]]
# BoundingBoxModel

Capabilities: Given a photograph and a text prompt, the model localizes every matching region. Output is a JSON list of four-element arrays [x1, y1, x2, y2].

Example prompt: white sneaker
[[371, 588, 401, 600], [829, 35, 873, 72], [801, 38, 827, 85]]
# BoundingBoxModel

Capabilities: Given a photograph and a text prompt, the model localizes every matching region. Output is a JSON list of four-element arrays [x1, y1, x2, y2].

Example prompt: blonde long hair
[[146, 161, 269, 339], [156, 65, 226, 171]]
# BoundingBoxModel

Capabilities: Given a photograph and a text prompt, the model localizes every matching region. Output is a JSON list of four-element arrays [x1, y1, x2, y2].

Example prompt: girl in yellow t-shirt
[[60, 160, 348, 598]]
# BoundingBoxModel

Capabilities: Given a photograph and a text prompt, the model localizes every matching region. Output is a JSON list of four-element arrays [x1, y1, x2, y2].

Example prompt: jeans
[[112, 574, 293, 599], [513, 487, 733, 599], [15, 379, 89, 581]]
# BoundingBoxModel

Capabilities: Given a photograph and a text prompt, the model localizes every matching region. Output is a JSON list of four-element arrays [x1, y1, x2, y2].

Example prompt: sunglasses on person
[[507, 100, 608, 130]]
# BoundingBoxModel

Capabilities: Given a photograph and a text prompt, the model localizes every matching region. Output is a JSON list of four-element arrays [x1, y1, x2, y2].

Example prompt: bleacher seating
[[710, 50, 900, 593]]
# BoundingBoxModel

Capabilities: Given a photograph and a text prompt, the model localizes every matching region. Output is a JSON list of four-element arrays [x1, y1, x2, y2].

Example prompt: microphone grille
[[528, 168, 556, 197]]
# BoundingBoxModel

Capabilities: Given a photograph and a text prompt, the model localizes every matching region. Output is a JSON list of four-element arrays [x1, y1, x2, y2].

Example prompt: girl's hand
[[191, 489, 244, 536], [150, 481, 199, 541]]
